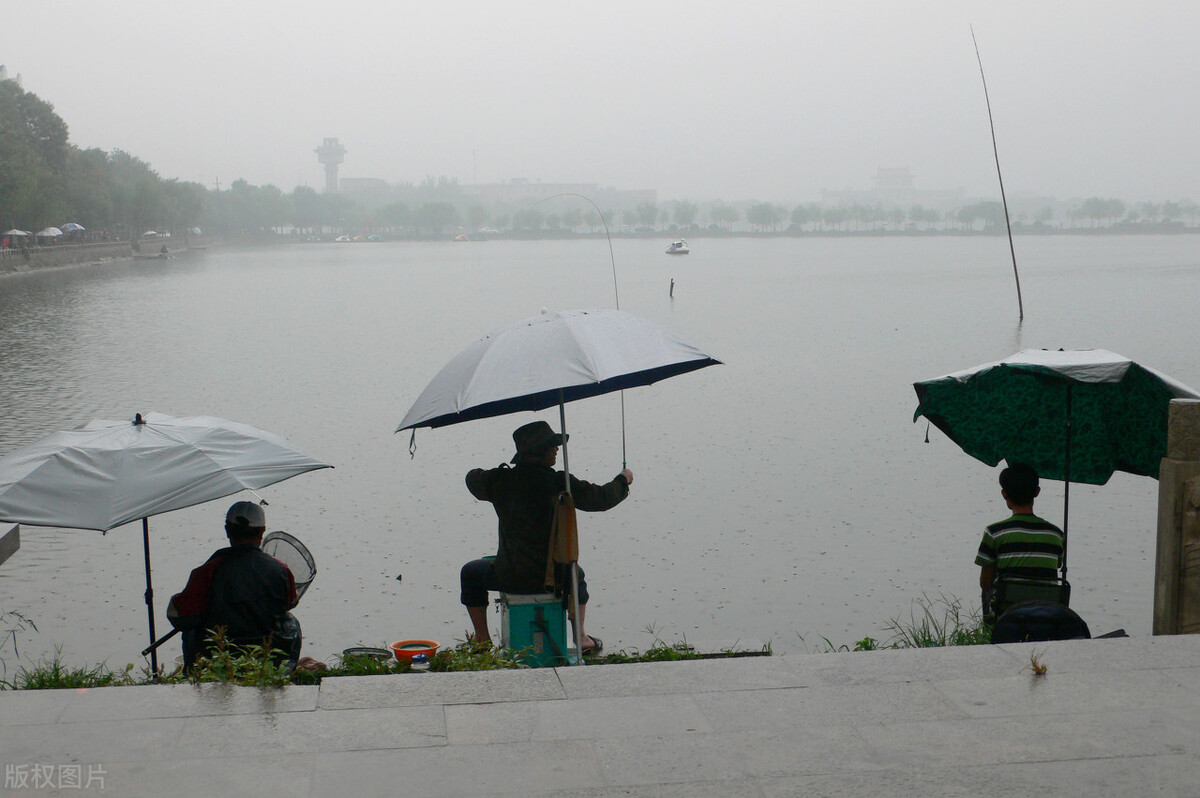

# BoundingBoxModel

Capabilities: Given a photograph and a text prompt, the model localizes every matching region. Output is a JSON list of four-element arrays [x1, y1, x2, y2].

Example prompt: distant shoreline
[[0, 242, 134, 278], [3, 225, 1195, 279]]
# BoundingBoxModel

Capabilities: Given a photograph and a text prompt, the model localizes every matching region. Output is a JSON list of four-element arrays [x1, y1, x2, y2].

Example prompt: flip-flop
[[582, 636, 603, 656]]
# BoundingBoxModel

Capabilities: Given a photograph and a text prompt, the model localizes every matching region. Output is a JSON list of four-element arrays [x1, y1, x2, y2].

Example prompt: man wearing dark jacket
[[168, 501, 303, 669], [461, 420, 633, 654]]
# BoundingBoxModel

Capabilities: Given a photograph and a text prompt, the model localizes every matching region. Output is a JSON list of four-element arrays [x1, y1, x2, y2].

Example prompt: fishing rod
[[536, 193, 626, 467], [537, 192, 621, 310], [971, 26, 1024, 322]]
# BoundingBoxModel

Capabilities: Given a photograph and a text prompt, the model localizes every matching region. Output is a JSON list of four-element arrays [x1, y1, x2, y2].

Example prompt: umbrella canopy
[[4, 229, 28, 236], [913, 348, 1200, 485], [36, 227, 63, 238], [61, 222, 85, 232], [914, 348, 1200, 576], [0, 411, 333, 672], [398, 308, 721, 431], [0, 412, 332, 530]]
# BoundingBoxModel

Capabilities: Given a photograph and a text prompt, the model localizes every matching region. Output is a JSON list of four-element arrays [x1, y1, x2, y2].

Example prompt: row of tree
[[3, 79, 1197, 240]]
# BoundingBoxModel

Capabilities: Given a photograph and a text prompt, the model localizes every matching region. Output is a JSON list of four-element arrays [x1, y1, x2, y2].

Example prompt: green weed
[[0, 611, 37, 689], [13, 647, 136, 690], [588, 624, 771, 665], [811, 594, 992, 653], [428, 639, 525, 671]]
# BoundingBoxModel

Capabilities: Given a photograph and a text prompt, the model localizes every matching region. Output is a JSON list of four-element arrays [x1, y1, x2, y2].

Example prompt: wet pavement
[[3, 634, 1200, 796]]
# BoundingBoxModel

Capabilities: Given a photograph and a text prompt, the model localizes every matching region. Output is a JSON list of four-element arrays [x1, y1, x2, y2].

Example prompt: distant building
[[821, 168, 964, 212], [314, 138, 347, 194], [0, 65, 21, 86]]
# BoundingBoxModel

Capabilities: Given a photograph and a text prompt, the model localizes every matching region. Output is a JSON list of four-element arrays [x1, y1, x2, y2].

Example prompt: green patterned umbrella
[[914, 349, 1200, 571]]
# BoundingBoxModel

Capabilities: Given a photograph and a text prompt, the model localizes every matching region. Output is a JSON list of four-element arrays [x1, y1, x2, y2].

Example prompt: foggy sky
[[10, 1, 1199, 203]]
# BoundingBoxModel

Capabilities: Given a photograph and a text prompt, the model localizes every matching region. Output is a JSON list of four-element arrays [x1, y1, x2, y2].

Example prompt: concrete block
[[556, 656, 805, 699], [179, 705, 447, 756], [309, 739, 604, 795], [591, 726, 881, 786], [316, 669, 566, 710], [92, 752, 313, 798], [0, 524, 18, 567], [445, 693, 713, 745], [780, 645, 1027, 686], [934, 667, 1199, 719], [0, 716, 186, 762], [694, 681, 966, 734], [0, 686, 72, 725], [58, 682, 318, 722]]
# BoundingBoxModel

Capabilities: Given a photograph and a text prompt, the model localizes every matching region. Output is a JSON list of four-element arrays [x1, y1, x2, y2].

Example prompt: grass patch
[[11, 648, 137, 690], [813, 594, 992, 652], [589, 625, 771, 665], [1, 626, 772, 690]]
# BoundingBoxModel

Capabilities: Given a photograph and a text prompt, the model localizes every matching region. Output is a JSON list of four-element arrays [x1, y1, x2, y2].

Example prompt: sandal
[[582, 636, 603, 656]]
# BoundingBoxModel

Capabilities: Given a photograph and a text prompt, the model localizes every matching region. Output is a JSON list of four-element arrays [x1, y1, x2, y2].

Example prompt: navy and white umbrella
[[398, 307, 721, 663]]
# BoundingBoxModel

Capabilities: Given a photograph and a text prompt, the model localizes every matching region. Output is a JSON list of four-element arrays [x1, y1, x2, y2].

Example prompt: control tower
[[314, 138, 347, 193]]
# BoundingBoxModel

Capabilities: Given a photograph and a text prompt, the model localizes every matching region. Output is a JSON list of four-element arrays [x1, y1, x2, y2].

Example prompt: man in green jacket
[[461, 420, 633, 654]]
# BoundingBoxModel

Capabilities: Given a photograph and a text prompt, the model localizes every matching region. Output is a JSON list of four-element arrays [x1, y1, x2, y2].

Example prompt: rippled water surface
[[2, 234, 1199, 668]]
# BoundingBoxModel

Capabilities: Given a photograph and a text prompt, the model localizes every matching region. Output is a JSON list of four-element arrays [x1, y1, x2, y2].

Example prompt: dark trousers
[[459, 558, 588, 607]]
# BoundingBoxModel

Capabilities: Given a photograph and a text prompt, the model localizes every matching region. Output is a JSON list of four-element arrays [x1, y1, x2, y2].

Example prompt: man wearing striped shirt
[[976, 463, 1064, 622]]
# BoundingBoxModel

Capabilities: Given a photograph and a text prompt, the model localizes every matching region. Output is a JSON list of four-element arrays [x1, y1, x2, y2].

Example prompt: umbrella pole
[[559, 396, 584, 665], [142, 517, 160, 677], [1062, 384, 1072, 578]]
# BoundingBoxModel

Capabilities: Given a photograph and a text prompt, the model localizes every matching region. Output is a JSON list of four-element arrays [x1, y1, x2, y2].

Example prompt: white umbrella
[[398, 308, 721, 662], [398, 308, 720, 430], [36, 227, 63, 237], [4, 229, 28, 236], [0, 412, 333, 672]]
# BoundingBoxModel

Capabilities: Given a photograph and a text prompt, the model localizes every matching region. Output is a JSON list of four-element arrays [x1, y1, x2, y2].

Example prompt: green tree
[[512, 208, 544, 230], [414, 202, 459, 234], [290, 186, 324, 233], [63, 147, 113, 229], [746, 202, 785, 231], [673, 200, 698, 228], [466, 204, 490, 231], [635, 201, 660, 228], [161, 180, 206, 234], [562, 207, 583, 232], [956, 201, 1005, 230], [378, 199, 411, 231], [109, 150, 162, 237], [0, 81, 70, 230], [1077, 197, 1125, 227], [709, 204, 739, 230]]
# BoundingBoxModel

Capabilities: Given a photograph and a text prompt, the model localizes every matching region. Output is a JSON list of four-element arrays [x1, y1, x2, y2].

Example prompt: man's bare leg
[[467, 605, 490, 644], [571, 603, 598, 651]]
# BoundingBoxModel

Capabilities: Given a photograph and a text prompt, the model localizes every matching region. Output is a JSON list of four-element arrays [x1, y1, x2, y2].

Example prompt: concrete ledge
[[1, 637, 1199, 797]]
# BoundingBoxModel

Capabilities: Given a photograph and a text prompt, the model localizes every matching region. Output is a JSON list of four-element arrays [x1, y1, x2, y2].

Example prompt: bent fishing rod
[[536, 193, 627, 468], [972, 26, 1024, 322]]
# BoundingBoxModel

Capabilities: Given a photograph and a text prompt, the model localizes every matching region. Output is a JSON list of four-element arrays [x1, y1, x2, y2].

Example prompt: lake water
[[2, 234, 1199, 669]]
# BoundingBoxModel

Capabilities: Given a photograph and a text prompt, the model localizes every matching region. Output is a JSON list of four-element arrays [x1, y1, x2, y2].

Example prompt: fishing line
[[971, 26, 1024, 322], [536, 193, 627, 467]]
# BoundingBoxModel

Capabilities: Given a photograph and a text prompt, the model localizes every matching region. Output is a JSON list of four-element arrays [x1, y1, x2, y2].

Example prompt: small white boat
[[666, 240, 690, 255]]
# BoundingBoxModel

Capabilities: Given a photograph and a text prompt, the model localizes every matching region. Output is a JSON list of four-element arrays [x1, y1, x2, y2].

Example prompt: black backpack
[[991, 600, 1091, 644]]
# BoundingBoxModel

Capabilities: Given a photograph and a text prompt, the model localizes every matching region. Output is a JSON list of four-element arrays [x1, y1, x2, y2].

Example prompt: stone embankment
[[0, 242, 134, 276]]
